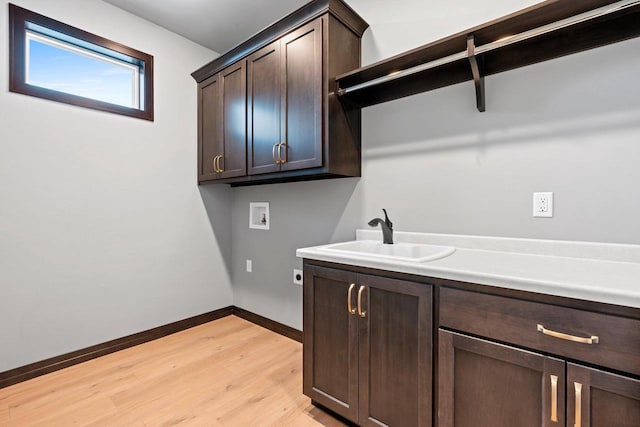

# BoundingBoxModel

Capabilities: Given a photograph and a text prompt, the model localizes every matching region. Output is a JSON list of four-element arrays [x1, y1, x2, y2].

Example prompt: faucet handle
[[382, 208, 393, 228]]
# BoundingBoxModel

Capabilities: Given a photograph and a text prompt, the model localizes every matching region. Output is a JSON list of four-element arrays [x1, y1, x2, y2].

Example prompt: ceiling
[[103, 0, 310, 54]]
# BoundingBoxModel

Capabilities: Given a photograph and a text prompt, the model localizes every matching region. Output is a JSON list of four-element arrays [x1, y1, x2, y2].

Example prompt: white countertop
[[296, 230, 640, 309]]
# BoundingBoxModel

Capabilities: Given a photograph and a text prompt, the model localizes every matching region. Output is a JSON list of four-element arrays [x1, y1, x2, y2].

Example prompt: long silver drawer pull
[[347, 283, 356, 315], [550, 374, 558, 422], [537, 324, 599, 344], [574, 382, 582, 427]]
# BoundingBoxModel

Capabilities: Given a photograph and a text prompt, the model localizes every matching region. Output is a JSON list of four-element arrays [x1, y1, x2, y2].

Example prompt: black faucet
[[368, 209, 393, 244]]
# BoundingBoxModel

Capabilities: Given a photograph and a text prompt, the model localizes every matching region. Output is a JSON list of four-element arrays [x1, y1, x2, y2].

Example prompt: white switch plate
[[246, 259, 252, 273], [293, 269, 303, 286], [533, 192, 553, 217]]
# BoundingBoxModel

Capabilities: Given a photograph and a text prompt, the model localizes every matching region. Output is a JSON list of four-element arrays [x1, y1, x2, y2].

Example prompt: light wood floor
[[0, 316, 346, 426]]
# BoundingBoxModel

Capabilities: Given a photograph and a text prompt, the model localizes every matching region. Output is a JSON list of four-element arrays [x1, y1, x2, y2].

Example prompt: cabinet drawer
[[439, 287, 640, 376]]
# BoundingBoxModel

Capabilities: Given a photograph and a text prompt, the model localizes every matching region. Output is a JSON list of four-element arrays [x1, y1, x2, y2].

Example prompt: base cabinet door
[[358, 274, 432, 427], [438, 330, 565, 427], [568, 363, 640, 427], [303, 266, 359, 421], [303, 265, 432, 426]]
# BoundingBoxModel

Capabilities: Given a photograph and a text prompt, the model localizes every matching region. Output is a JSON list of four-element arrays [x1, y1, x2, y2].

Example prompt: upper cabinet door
[[219, 61, 247, 179], [247, 41, 281, 176], [198, 74, 222, 181], [198, 62, 246, 181], [280, 19, 323, 172]]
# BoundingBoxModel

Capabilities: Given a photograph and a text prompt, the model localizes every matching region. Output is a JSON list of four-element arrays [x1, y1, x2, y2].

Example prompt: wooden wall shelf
[[336, 0, 640, 110]]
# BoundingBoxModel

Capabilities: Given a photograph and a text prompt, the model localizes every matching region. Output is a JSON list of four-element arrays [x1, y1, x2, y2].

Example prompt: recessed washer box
[[249, 202, 270, 230]]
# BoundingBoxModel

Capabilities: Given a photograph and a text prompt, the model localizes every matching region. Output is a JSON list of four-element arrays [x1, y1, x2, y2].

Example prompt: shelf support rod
[[467, 35, 485, 112]]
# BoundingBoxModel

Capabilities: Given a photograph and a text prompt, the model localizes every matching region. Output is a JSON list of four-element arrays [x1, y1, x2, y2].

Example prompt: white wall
[[0, 0, 233, 372], [230, 0, 640, 329]]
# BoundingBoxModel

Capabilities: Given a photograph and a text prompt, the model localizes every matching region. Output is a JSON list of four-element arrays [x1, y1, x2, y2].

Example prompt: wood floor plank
[[86, 407, 150, 427], [6, 371, 125, 421], [27, 396, 118, 427], [131, 322, 268, 383], [0, 315, 342, 426], [0, 404, 8, 425]]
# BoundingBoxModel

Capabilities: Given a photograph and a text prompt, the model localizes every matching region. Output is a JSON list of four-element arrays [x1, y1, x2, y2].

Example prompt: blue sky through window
[[27, 33, 139, 109]]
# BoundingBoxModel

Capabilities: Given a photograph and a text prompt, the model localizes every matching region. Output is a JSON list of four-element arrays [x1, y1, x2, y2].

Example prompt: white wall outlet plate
[[246, 259, 252, 273], [293, 269, 303, 286], [533, 192, 553, 217], [249, 202, 270, 230]]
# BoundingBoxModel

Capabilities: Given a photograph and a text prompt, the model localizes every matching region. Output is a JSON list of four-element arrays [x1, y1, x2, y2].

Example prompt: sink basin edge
[[317, 240, 456, 263]]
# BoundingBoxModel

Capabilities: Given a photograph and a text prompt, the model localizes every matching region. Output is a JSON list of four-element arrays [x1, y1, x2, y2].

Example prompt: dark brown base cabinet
[[303, 265, 432, 426], [302, 260, 640, 427], [439, 331, 640, 427], [438, 286, 640, 427], [567, 363, 640, 427], [438, 331, 566, 427]]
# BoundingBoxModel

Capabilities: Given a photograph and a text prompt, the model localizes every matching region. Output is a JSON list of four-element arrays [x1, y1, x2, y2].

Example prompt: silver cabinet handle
[[537, 324, 599, 344], [272, 143, 279, 164], [278, 142, 287, 164]]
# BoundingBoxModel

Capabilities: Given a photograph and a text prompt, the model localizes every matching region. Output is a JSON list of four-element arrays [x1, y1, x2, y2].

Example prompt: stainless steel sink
[[318, 240, 455, 263]]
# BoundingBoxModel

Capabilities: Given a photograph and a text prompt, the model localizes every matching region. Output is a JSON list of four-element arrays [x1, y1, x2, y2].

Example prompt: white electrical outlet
[[533, 192, 553, 217], [293, 269, 303, 286], [246, 259, 252, 273]]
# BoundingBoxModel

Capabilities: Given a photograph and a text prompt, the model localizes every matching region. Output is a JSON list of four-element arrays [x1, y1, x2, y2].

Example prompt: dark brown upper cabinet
[[247, 20, 322, 176], [193, 0, 368, 186], [198, 62, 247, 182], [247, 41, 282, 176], [198, 73, 220, 180], [278, 20, 323, 173]]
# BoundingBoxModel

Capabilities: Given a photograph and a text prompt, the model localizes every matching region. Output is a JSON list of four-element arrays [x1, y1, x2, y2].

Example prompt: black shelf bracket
[[467, 35, 485, 112]]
